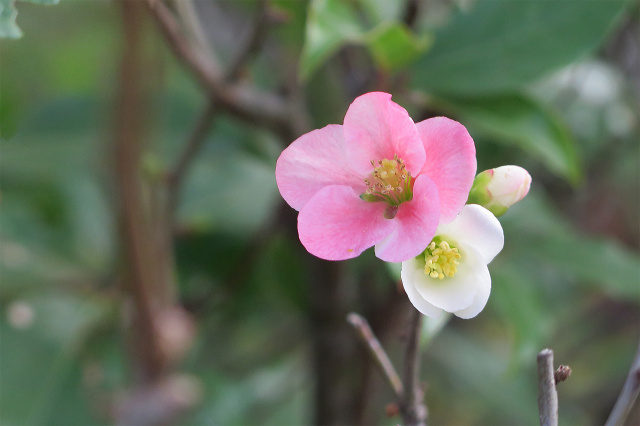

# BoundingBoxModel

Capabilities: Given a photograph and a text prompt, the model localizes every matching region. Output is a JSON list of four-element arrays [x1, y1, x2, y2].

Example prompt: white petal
[[436, 204, 504, 264], [401, 258, 444, 318], [411, 246, 485, 312], [453, 263, 491, 319]]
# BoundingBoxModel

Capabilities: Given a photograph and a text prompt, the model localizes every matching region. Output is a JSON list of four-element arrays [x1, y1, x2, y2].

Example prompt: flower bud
[[467, 166, 531, 216]]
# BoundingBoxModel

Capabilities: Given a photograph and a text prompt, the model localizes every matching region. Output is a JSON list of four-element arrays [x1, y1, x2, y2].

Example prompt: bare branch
[[537, 348, 558, 426], [166, 101, 219, 214], [226, 0, 269, 81], [605, 341, 640, 426], [145, 0, 291, 132], [115, 0, 166, 382], [347, 313, 405, 400], [400, 308, 427, 426], [173, 0, 217, 65]]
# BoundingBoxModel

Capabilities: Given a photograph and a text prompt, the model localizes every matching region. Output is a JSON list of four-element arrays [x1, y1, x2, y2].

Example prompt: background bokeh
[[1, 0, 639, 425]]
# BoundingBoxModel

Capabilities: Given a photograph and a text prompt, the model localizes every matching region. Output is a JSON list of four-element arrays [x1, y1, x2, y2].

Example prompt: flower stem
[[400, 308, 427, 426]]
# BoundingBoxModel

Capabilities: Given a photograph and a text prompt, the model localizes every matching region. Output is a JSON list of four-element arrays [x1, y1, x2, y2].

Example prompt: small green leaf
[[365, 22, 431, 71], [433, 92, 581, 183], [412, 0, 628, 95], [299, 0, 365, 80]]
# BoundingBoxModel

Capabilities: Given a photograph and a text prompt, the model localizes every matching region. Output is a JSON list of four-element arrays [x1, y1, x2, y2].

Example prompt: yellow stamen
[[424, 239, 461, 280], [363, 155, 413, 205]]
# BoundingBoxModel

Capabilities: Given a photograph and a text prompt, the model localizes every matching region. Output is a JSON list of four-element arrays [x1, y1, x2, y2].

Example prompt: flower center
[[423, 237, 461, 279], [362, 155, 413, 207]]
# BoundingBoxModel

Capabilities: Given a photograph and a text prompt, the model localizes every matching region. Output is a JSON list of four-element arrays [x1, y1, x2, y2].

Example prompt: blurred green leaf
[[501, 193, 640, 302], [366, 22, 431, 71], [178, 151, 279, 235], [0, 293, 111, 425], [412, 0, 628, 95], [491, 265, 551, 370], [299, 0, 365, 80], [434, 93, 581, 183]]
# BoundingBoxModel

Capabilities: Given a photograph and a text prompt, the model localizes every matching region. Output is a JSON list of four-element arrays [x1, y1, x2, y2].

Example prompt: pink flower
[[275, 92, 476, 262]]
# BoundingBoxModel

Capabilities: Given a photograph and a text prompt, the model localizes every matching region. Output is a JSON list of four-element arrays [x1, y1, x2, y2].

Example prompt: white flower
[[401, 204, 504, 319]]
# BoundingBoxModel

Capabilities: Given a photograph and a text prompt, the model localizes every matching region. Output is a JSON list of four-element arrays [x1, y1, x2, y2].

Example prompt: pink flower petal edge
[[416, 117, 476, 224], [343, 92, 426, 176], [275, 124, 365, 211], [374, 175, 441, 263], [297, 185, 395, 261]]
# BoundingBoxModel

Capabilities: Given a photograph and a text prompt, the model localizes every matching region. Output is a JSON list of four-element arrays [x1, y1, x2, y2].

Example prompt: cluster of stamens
[[363, 155, 413, 206], [424, 239, 461, 279]]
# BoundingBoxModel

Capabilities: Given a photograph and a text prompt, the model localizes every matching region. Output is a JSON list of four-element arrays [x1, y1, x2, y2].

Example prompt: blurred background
[[1, 0, 639, 424]]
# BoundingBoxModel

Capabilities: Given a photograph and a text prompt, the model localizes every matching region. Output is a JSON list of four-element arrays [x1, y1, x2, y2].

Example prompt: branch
[[115, 0, 165, 382], [166, 101, 219, 215], [400, 308, 427, 426], [145, 0, 291, 132], [537, 349, 558, 426], [347, 313, 405, 399], [226, 0, 269, 81], [605, 341, 640, 426]]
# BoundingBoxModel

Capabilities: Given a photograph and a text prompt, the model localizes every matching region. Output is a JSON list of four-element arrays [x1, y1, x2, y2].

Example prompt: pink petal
[[297, 185, 395, 261], [343, 92, 425, 176], [276, 124, 366, 211], [374, 175, 440, 263], [416, 117, 476, 224]]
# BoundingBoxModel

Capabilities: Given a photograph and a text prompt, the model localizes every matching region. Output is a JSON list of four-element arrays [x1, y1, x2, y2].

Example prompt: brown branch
[[145, 0, 291, 132], [605, 341, 640, 426], [537, 348, 559, 426], [347, 313, 405, 399], [226, 0, 269, 81], [115, 0, 165, 382], [166, 102, 219, 215], [400, 308, 427, 426]]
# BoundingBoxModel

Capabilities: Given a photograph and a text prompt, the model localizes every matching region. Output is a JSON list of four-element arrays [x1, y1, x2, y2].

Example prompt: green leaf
[[0, 293, 112, 425], [433, 92, 581, 183], [365, 22, 431, 71], [299, 0, 365, 80], [412, 0, 628, 95], [501, 193, 640, 302]]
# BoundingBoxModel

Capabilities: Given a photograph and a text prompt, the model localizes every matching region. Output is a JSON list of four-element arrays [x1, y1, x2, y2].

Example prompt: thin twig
[[537, 348, 559, 426], [347, 313, 405, 399], [605, 341, 640, 426], [226, 0, 269, 81], [145, 0, 291, 132], [173, 0, 216, 65], [166, 102, 219, 213], [400, 308, 427, 426], [402, 0, 421, 29]]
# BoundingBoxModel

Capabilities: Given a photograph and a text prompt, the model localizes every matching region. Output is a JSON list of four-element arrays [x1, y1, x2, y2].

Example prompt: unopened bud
[[467, 165, 531, 216]]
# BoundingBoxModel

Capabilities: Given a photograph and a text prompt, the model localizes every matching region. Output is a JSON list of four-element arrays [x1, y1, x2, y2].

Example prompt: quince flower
[[276, 92, 476, 262], [468, 166, 532, 216], [401, 204, 504, 319]]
